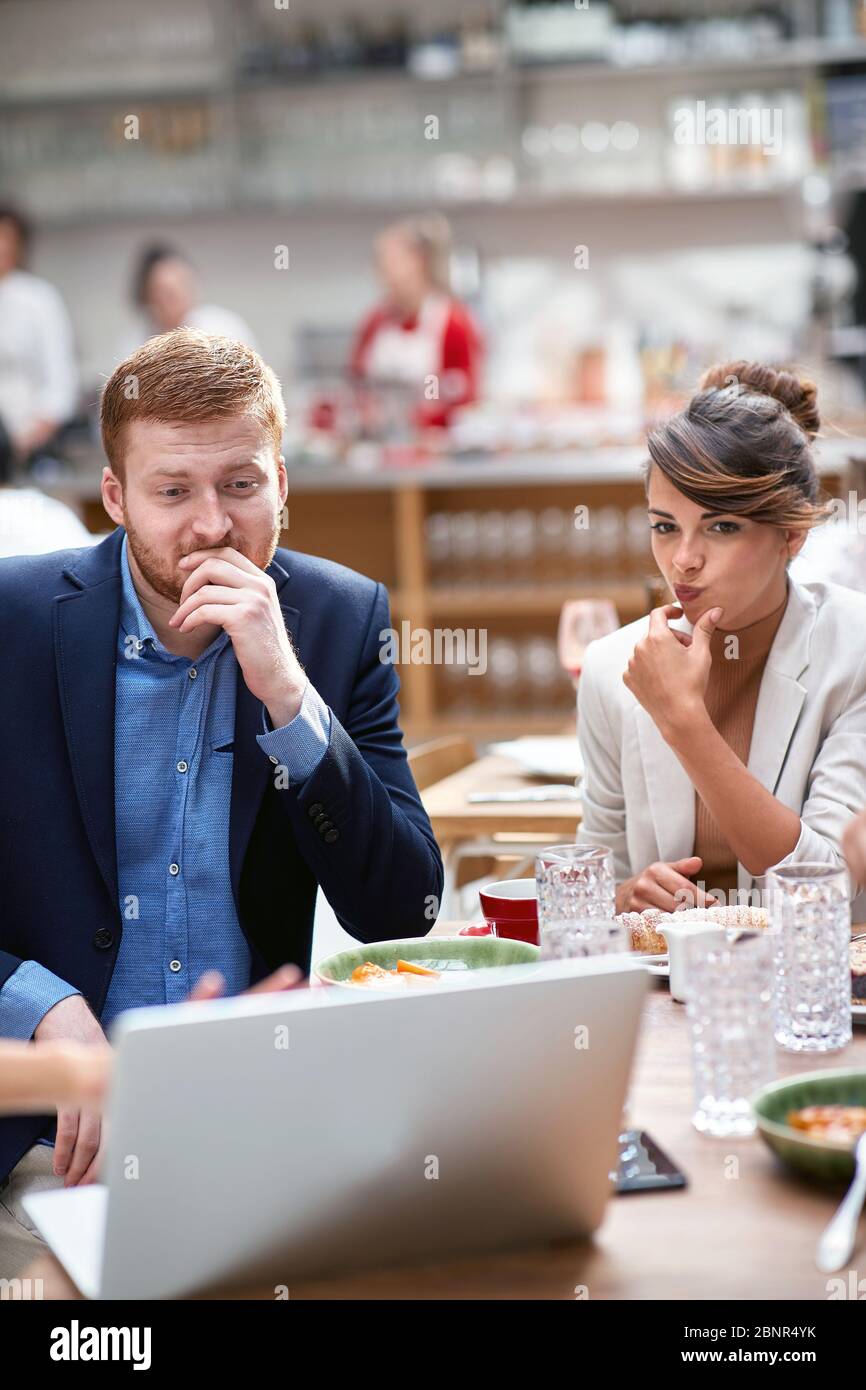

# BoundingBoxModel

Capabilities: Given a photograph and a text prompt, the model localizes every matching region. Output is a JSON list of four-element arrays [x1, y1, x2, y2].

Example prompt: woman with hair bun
[[576, 360, 866, 913]]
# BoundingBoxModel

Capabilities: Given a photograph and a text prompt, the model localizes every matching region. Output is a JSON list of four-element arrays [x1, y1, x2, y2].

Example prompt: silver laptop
[[24, 955, 647, 1299]]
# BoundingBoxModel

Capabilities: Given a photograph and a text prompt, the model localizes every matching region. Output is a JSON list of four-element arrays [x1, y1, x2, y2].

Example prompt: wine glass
[[557, 599, 619, 685]]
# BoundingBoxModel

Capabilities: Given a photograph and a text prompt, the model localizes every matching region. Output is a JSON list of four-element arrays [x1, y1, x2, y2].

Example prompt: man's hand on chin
[[169, 546, 306, 728]]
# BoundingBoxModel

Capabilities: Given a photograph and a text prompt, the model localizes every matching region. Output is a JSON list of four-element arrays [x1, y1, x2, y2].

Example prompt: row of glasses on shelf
[[534, 846, 853, 1138], [439, 636, 572, 717], [424, 507, 654, 586]]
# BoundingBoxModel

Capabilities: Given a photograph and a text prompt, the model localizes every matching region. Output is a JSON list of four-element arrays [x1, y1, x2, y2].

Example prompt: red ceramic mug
[[477, 878, 538, 946]]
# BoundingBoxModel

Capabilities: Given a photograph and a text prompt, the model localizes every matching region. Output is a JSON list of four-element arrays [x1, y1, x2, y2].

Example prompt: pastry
[[851, 939, 866, 1004], [617, 910, 668, 955]]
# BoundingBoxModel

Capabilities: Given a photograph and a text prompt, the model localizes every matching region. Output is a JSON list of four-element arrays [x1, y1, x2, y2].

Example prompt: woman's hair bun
[[698, 359, 820, 441]]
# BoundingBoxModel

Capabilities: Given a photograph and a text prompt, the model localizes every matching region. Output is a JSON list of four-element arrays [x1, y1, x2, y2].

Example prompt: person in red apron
[[350, 216, 482, 431]]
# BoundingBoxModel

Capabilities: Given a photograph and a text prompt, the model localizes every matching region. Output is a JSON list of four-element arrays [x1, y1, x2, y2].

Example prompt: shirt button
[[177, 760, 189, 773], [169, 960, 182, 973], [169, 862, 180, 876], [269, 755, 279, 766], [93, 928, 114, 950], [188, 668, 197, 680]]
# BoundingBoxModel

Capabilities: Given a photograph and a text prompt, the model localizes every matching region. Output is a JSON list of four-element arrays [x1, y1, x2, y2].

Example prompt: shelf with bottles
[[3, 2, 859, 225], [422, 482, 655, 593], [431, 613, 576, 728], [5, 0, 866, 111]]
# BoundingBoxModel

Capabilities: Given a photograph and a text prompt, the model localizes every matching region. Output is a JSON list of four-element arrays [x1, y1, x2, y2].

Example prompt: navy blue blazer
[[0, 527, 442, 1181]]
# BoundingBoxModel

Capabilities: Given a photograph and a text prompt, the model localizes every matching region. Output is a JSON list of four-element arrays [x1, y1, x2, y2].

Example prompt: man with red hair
[[0, 329, 442, 1276]]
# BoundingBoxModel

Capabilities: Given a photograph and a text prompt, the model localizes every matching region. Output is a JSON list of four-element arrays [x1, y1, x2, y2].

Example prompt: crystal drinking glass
[[685, 927, 776, 1137], [535, 844, 616, 935], [766, 863, 852, 1053]]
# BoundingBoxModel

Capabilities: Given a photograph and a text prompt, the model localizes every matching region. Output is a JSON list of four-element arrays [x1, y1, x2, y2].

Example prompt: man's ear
[[101, 465, 124, 527], [277, 455, 288, 507]]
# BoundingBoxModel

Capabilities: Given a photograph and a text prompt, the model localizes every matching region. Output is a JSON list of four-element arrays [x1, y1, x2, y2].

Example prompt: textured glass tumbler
[[767, 863, 852, 1053], [685, 929, 776, 1137], [535, 844, 615, 932], [540, 918, 628, 961]]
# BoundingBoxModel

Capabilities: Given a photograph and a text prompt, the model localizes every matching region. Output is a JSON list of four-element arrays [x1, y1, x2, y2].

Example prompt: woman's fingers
[[629, 858, 719, 911], [188, 965, 305, 1004], [654, 866, 703, 909], [188, 970, 226, 1002], [843, 810, 866, 887], [246, 965, 305, 995]]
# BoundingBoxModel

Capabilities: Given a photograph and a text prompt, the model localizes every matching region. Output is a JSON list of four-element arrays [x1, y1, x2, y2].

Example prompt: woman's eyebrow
[[647, 507, 735, 520]]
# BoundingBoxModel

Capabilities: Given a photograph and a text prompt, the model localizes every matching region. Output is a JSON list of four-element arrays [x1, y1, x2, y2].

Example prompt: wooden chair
[[408, 736, 547, 919], [407, 735, 476, 791]]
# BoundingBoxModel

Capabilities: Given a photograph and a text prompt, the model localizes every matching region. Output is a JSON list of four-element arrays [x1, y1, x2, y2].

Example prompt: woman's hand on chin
[[623, 603, 722, 740], [616, 856, 721, 913]]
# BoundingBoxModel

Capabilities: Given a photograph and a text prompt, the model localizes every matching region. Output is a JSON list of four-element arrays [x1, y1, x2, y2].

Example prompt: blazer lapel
[[636, 706, 696, 863], [747, 581, 814, 794], [229, 554, 301, 900], [54, 532, 125, 909]]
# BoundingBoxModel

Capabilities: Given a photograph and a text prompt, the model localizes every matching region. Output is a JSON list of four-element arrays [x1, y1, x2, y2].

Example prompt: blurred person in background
[[0, 419, 92, 557], [0, 205, 79, 466], [350, 214, 482, 430], [119, 243, 258, 360], [790, 454, 866, 593]]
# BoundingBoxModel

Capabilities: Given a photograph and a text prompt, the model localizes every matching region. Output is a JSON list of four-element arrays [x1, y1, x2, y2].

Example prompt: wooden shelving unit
[[71, 442, 853, 740]]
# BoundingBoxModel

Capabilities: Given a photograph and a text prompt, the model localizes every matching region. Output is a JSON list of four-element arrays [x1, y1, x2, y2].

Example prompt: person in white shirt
[[0, 416, 92, 557], [117, 243, 258, 361], [0, 206, 79, 462], [790, 456, 866, 593], [0, 486, 93, 559]]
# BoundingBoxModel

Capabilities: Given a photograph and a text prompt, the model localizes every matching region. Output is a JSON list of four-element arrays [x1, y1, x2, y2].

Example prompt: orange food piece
[[350, 962, 391, 983], [395, 959, 440, 977], [787, 1105, 866, 1140], [347, 959, 441, 987]]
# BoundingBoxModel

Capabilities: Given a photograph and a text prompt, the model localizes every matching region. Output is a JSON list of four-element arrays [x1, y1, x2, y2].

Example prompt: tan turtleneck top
[[692, 591, 789, 898]]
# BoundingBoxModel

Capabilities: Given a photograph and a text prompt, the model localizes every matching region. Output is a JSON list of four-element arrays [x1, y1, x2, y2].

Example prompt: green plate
[[752, 1068, 866, 1184], [315, 935, 539, 988]]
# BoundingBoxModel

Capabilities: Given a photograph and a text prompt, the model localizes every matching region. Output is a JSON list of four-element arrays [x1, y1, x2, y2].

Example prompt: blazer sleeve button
[[324, 828, 340, 843], [307, 802, 324, 820]]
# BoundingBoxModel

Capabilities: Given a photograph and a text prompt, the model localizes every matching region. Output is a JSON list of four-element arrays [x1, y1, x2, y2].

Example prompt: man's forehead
[[125, 417, 273, 470]]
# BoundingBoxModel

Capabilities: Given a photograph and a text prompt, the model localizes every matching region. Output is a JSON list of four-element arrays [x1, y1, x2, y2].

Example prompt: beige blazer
[[576, 579, 866, 908]]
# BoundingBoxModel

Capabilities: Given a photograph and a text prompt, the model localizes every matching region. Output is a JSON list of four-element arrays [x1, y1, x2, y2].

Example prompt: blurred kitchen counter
[[42, 432, 863, 503]]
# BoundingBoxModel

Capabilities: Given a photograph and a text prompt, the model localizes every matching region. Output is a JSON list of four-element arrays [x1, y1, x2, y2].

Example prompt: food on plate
[[617, 910, 668, 956], [617, 902, 770, 957], [851, 939, 866, 1005], [786, 1104, 866, 1143], [677, 905, 769, 930], [349, 959, 442, 988]]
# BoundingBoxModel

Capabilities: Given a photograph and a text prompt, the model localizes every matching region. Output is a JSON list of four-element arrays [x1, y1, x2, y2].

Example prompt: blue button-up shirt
[[0, 533, 330, 1048]]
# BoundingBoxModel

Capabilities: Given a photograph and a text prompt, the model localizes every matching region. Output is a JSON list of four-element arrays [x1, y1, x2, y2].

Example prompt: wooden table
[[421, 752, 581, 845], [19, 921, 866, 1301], [421, 752, 582, 914]]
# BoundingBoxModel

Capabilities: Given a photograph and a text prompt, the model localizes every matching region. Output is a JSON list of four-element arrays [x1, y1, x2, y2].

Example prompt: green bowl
[[752, 1068, 866, 1184], [315, 935, 539, 989]]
